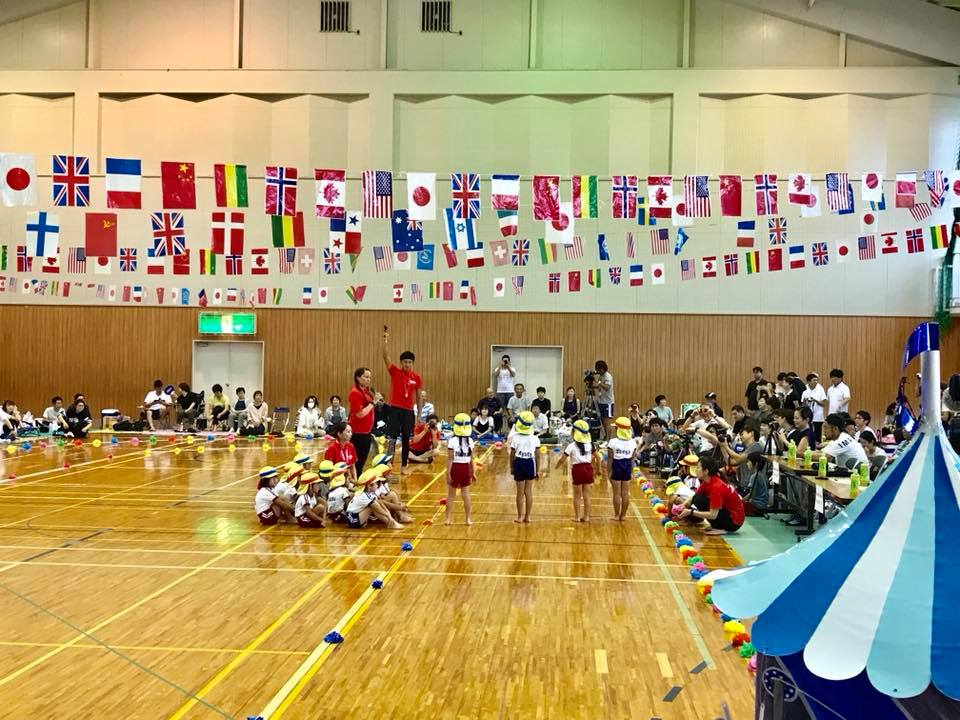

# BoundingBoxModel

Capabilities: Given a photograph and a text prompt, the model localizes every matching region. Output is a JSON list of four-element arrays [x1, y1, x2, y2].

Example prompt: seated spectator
[[813, 413, 868, 470], [627, 404, 644, 437], [415, 389, 435, 423], [531, 387, 552, 415], [65, 399, 93, 438], [228, 387, 248, 430], [324, 395, 347, 426], [175, 383, 202, 432], [883, 402, 897, 428], [242, 390, 271, 436], [530, 405, 556, 443], [852, 410, 875, 441], [0, 400, 18, 440], [506, 383, 530, 424], [207, 384, 231, 430], [638, 417, 666, 459], [789, 407, 818, 454], [472, 406, 494, 439], [858, 430, 888, 479], [652, 395, 673, 426], [477, 388, 504, 432], [561, 386, 581, 421], [42, 396, 69, 434], [296, 395, 324, 437], [742, 452, 770, 516], [729, 405, 747, 435], [408, 414, 440, 463], [140, 380, 173, 432]]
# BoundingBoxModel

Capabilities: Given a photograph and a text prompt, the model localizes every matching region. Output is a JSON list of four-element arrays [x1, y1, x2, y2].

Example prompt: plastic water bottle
[[860, 461, 870, 487], [817, 454, 827, 478], [803, 447, 812, 469], [850, 468, 860, 497], [787, 440, 797, 463]]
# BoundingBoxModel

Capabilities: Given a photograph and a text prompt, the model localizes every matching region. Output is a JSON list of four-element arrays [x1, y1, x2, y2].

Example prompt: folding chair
[[271, 406, 290, 435]]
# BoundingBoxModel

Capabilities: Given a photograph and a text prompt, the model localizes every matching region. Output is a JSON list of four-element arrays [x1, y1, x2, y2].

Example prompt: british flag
[[826, 172, 851, 212], [608, 266, 622, 285], [548, 272, 560, 293], [723, 253, 739, 276], [905, 227, 924, 254], [812, 241, 829, 266], [323, 248, 341, 274], [119, 247, 137, 272], [225, 254, 243, 275], [768, 217, 787, 245], [277, 248, 296, 273], [151, 212, 186, 256], [265, 165, 298, 216], [451, 173, 480, 219], [52, 155, 90, 207], [511, 238, 529, 266]]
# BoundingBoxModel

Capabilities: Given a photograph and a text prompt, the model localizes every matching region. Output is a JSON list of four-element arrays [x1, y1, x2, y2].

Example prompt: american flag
[[680, 258, 696, 281], [683, 175, 711, 218], [373, 245, 393, 272], [768, 217, 787, 245], [277, 247, 296, 273], [723, 253, 738, 276], [264, 165, 298, 216], [225, 254, 243, 275], [151, 212, 186, 256], [511, 238, 529, 266], [119, 247, 137, 272], [16, 245, 32, 273], [924, 170, 946, 207], [626, 232, 636, 258], [650, 228, 670, 255], [363, 170, 393, 218], [451, 173, 480, 219], [563, 235, 583, 261], [512, 275, 524, 295], [754, 174, 778, 215], [858, 235, 876, 260], [547, 272, 560, 293], [52, 155, 90, 207], [323, 247, 341, 274], [826, 172, 851, 212], [905, 227, 924, 254], [811, 242, 829, 266], [608, 266, 621, 285], [68, 247, 87, 274], [411, 283, 423, 302], [909, 202, 932, 223]]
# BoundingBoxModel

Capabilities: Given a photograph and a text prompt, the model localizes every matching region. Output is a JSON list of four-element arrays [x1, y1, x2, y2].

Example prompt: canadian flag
[[701, 256, 717, 278], [0, 153, 36, 206], [647, 175, 673, 218], [393, 283, 403, 303], [250, 248, 269, 275], [787, 173, 814, 206], [406, 172, 436, 221]]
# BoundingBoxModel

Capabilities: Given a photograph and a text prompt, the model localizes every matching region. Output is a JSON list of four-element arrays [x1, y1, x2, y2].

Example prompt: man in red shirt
[[383, 329, 423, 471], [408, 414, 440, 463]]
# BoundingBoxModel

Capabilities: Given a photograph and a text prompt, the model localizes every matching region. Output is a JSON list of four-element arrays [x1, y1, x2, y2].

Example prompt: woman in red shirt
[[324, 422, 358, 485], [348, 367, 379, 477], [679, 455, 744, 535]]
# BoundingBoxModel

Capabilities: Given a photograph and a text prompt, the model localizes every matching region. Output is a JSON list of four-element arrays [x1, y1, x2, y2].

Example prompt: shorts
[[449, 462, 473, 488], [257, 509, 278, 526], [571, 463, 594, 486], [296, 515, 318, 527], [346, 511, 364, 529], [611, 458, 632, 481], [328, 511, 346, 524], [599, 403, 613, 419], [512, 457, 537, 481]]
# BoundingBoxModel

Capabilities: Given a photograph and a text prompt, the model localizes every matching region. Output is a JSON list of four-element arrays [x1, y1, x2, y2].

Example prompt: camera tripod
[[581, 391, 607, 442]]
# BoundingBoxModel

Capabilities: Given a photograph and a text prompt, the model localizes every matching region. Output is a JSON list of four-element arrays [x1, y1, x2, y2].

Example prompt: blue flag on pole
[[598, 234, 609, 261]]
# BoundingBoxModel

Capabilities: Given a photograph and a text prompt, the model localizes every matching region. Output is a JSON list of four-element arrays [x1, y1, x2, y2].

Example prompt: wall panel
[[0, 306, 949, 432]]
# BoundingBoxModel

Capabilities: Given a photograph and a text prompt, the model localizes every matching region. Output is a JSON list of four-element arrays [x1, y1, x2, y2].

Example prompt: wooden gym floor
[[0, 436, 753, 719]]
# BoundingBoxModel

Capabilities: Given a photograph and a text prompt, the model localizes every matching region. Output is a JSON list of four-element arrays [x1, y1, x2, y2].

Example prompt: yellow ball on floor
[[539, 446, 547, 453], [92, 439, 102, 448], [196, 446, 205, 455], [228, 444, 236, 453], [144, 449, 151, 457], [261, 442, 270, 451], [186, 436, 195, 445], [173, 447, 182, 456]]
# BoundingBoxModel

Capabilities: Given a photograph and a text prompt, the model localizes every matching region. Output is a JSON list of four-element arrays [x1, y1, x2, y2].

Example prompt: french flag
[[105, 158, 142, 209]]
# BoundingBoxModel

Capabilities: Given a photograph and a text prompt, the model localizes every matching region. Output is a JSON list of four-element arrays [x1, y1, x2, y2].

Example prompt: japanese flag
[[317, 286, 329, 304], [835, 240, 850, 264], [212, 288, 223, 305], [671, 195, 693, 227], [860, 209, 878, 235], [93, 256, 113, 275], [0, 153, 36, 206], [394, 251, 411, 270], [406, 172, 436, 221], [545, 202, 574, 244], [493, 277, 505, 298], [861, 172, 883, 202], [651, 262, 666, 285]]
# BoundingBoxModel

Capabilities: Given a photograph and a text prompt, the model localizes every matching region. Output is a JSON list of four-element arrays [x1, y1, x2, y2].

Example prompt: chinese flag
[[85, 212, 118, 257], [173, 249, 191, 275], [568, 270, 581, 292], [161, 161, 197, 209], [532, 175, 560, 221], [719, 175, 742, 217], [767, 247, 783, 272]]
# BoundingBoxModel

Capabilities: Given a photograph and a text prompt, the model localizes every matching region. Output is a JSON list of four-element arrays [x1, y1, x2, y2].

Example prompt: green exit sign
[[198, 312, 256, 335]]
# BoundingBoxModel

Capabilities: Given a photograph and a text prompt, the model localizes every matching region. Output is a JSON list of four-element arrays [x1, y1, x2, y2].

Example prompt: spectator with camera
[[801, 372, 828, 440], [493, 355, 517, 414], [718, 421, 765, 492], [593, 361, 614, 419], [408, 414, 440, 463]]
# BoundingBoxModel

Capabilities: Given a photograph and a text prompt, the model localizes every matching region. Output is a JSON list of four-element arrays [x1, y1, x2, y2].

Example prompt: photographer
[[408, 413, 440, 463], [593, 360, 614, 419], [718, 421, 765, 493], [493, 354, 517, 414], [681, 404, 728, 456]]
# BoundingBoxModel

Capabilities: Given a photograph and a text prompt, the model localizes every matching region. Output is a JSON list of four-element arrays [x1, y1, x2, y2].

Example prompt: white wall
[[0, 1, 86, 69]]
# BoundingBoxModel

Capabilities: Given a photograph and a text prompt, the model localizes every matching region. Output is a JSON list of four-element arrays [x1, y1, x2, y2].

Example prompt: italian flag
[[745, 250, 761, 274], [214, 164, 249, 208], [572, 175, 598, 218], [271, 212, 305, 247]]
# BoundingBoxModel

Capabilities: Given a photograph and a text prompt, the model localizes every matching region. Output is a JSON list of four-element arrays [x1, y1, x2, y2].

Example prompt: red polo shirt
[[347, 386, 375, 435], [324, 440, 357, 468], [388, 363, 422, 410]]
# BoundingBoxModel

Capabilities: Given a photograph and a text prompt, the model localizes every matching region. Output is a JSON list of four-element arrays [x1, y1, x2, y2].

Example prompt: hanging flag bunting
[[860, 208, 878, 236], [116, 249, 134, 273], [787, 173, 813, 207], [314, 168, 345, 218], [545, 202, 574, 245], [858, 235, 877, 260], [754, 174, 778, 216], [767, 247, 784, 272], [909, 203, 932, 223], [441, 242, 458, 268], [84, 212, 117, 257], [532, 175, 560, 220], [489, 240, 509, 266], [608, 266, 621, 285], [511, 238, 529, 267], [718, 174, 741, 217], [895, 172, 917, 208], [26, 211, 59, 258], [800, 184, 822, 218], [680, 258, 696, 281], [597, 234, 609, 261], [270, 212, 305, 248], [700, 256, 717, 278], [568, 270, 581, 292], [572, 174, 598, 218], [768, 217, 787, 245], [105, 158, 143, 209], [322, 247, 341, 274], [491, 174, 520, 210], [297, 248, 315, 274], [723, 252, 739, 276], [406, 172, 436, 221], [373, 246, 393, 272], [636, 197, 655, 226], [547, 272, 561, 293], [265, 165, 298, 216], [250, 247, 269, 275], [493, 277, 506, 298], [861, 171, 883, 202], [788, 244, 805, 269], [451, 172, 481, 219], [923, 169, 946, 207], [151, 212, 187, 256], [905, 227, 924, 254], [214, 163, 248, 208], [391, 209, 424, 252], [445, 207, 476, 250], [825, 172, 851, 212], [563, 235, 583, 261], [673, 227, 689, 255], [610, 175, 638, 220], [650, 227, 670, 255], [736, 220, 755, 248], [465, 245, 485, 268], [625, 231, 636, 258], [146, 247, 165, 275], [835, 240, 851, 264], [0, 153, 37, 206], [160, 161, 197, 209], [417, 245, 435, 271], [587, 268, 601, 288], [682, 175, 711, 217], [880, 231, 899, 254], [362, 170, 393, 218], [512, 275, 524, 296], [744, 250, 761, 274], [811, 242, 829, 267], [211, 211, 244, 255], [52, 155, 90, 207], [646, 175, 672, 219]]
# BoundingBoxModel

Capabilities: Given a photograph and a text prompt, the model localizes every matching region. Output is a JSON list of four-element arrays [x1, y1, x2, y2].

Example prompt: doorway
[[192, 341, 265, 400], [489, 345, 564, 406]]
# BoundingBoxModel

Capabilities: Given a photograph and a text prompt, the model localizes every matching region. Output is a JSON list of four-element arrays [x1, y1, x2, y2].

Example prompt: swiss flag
[[161, 161, 197, 209]]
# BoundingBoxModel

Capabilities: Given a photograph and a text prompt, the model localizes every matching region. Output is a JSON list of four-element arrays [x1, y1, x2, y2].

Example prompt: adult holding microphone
[[348, 366, 381, 477]]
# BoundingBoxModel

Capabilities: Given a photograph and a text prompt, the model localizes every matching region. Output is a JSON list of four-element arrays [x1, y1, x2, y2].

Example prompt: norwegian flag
[[52, 155, 90, 207], [858, 235, 877, 260], [16, 245, 32, 273], [211, 211, 244, 255], [924, 170, 946, 207], [67, 247, 87, 274], [608, 266, 622, 285], [547, 272, 560, 293], [151, 212, 186, 256], [225, 254, 243, 275], [723, 253, 739, 276], [265, 165, 298, 216], [826, 172, 851, 212], [680, 258, 696, 281], [754, 174, 778, 216], [119, 247, 137, 272], [683, 175, 711, 217], [277, 248, 296, 273], [909, 203, 932, 223], [905, 227, 924, 254], [363, 170, 393, 218], [811, 242, 829, 266], [768, 217, 787, 245], [512, 275, 524, 295], [650, 228, 670, 255], [451, 172, 480, 219], [323, 247, 341, 274], [611, 175, 638, 219], [563, 235, 583, 261], [511, 238, 529, 266]]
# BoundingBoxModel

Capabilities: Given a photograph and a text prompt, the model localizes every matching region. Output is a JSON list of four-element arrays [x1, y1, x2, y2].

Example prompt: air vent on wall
[[320, 1, 351, 33], [421, 1, 451, 32]]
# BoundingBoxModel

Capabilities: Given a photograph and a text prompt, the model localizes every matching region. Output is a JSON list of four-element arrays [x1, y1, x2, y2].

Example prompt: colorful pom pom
[[704, 593, 713, 605], [723, 620, 746, 636], [731, 633, 751, 649], [185, 436, 195, 445], [92, 439, 102, 448], [149, 435, 158, 445], [20, 442, 31, 451], [720, 613, 734, 623], [173, 448, 181, 456], [748, 655, 758, 674], [679, 547, 698, 560], [371, 579, 383, 589], [401, 542, 413, 551], [739, 642, 756, 659], [110, 436, 119, 444], [438, 498, 447, 506], [196, 446, 205, 455], [324, 631, 344, 644], [422, 519, 433, 526], [659, 516, 670, 526], [690, 568, 708, 580], [206, 434, 215, 441]]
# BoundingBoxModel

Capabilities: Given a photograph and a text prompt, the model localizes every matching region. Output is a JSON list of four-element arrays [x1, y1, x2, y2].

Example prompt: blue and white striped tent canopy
[[712, 323, 960, 700]]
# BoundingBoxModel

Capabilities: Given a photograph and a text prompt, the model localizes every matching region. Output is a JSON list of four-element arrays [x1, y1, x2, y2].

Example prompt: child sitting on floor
[[345, 465, 403, 529], [294, 472, 326, 528], [254, 466, 293, 525], [374, 464, 414, 524]]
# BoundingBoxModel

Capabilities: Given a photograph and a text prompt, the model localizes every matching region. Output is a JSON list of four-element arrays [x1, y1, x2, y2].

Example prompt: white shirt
[[417, 402, 435, 422], [801, 384, 828, 423], [347, 489, 377, 514], [43, 406, 64, 423], [823, 432, 868, 469], [531, 413, 549, 434], [294, 493, 317, 518], [688, 419, 714, 453], [853, 426, 875, 442], [607, 437, 637, 460], [495, 366, 515, 393], [254, 487, 276, 514], [327, 486, 350, 515], [297, 406, 323, 435], [144, 390, 171, 411], [507, 395, 530, 416], [449, 437, 475, 463], [564, 441, 592, 464], [597, 372, 614, 405], [827, 382, 851, 415], [509, 433, 540, 460], [274, 480, 297, 504]]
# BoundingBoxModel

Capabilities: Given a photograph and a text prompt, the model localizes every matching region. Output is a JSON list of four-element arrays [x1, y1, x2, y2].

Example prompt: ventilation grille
[[320, 1, 351, 33], [421, 1, 451, 32]]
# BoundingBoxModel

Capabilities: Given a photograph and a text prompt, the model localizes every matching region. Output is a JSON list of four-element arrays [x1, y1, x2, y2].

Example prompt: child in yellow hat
[[555, 419, 596, 522], [274, 463, 305, 505], [294, 472, 326, 528], [445, 413, 476, 525], [374, 464, 414, 524], [325, 469, 352, 524], [508, 410, 540, 523], [345, 466, 403, 530], [607, 417, 638, 521], [254, 466, 293, 525]]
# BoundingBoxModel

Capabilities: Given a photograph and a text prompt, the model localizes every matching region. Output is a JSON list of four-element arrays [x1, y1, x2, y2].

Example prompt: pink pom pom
[[692, 561, 707, 571]]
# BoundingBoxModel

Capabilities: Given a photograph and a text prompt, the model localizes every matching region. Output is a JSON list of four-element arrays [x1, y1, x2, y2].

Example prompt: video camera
[[583, 369, 600, 395]]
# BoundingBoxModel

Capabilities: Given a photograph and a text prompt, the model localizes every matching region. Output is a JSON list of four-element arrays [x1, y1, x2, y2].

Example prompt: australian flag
[[391, 209, 423, 252]]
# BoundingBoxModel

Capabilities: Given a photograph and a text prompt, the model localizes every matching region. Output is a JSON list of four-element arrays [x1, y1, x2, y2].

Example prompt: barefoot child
[[294, 472, 327, 528], [254, 466, 293, 525], [608, 417, 638, 521], [508, 411, 540, 523], [445, 413, 476, 525], [346, 465, 403, 530], [375, 464, 414, 523], [555, 419, 595, 522], [326, 472, 351, 524]]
